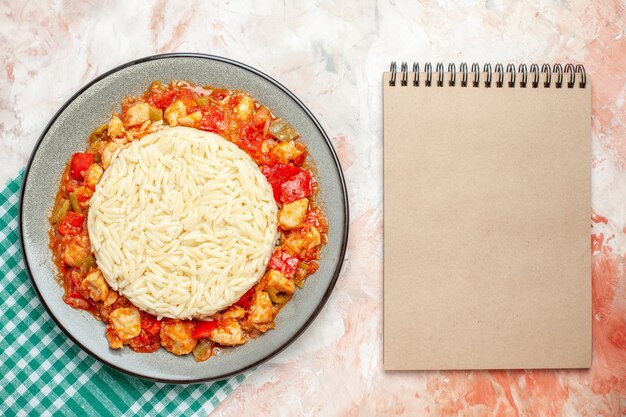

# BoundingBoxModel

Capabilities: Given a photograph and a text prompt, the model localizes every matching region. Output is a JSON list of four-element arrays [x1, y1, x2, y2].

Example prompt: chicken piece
[[125, 102, 151, 126], [248, 291, 274, 324], [221, 306, 246, 320], [108, 114, 126, 139], [72, 185, 93, 209], [177, 111, 202, 127], [209, 319, 245, 346], [101, 141, 124, 169], [164, 99, 188, 126], [160, 320, 197, 355], [62, 236, 90, 268], [253, 105, 271, 126], [80, 269, 109, 302], [106, 325, 123, 349], [85, 164, 103, 188], [265, 270, 295, 295], [234, 96, 255, 121], [109, 307, 141, 341], [302, 226, 322, 250], [284, 226, 322, 256], [103, 290, 118, 307], [278, 198, 308, 230], [270, 141, 304, 164]]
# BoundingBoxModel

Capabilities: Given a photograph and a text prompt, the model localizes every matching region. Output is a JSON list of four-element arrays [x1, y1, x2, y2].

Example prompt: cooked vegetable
[[267, 287, 289, 304], [195, 95, 209, 107], [58, 212, 84, 236], [91, 123, 109, 138], [268, 119, 299, 142], [280, 171, 312, 204], [140, 313, 161, 335], [261, 163, 302, 202], [79, 255, 96, 271], [50, 199, 70, 224], [234, 286, 256, 310], [268, 250, 299, 278], [192, 338, 213, 362], [69, 152, 94, 181], [68, 192, 80, 213], [192, 320, 220, 339], [294, 262, 310, 288]]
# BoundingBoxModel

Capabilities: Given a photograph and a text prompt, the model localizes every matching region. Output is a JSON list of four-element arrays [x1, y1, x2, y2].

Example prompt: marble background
[[2, 0, 625, 415]]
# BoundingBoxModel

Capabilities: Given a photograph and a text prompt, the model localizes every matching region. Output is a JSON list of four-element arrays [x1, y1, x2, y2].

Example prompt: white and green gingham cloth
[[0, 171, 245, 416]]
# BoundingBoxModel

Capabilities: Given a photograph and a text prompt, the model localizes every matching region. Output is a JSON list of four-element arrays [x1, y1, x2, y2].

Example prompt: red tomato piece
[[261, 163, 302, 202], [211, 89, 228, 101], [58, 212, 84, 236], [146, 88, 178, 109], [141, 313, 162, 335], [199, 106, 224, 133], [192, 320, 220, 339], [280, 171, 312, 204], [237, 126, 264, 157], [268, 250, 300, 278], [234, 286, 256, 310], [292, 152, 306, 166], [130, 330, 161, 353], [69, 153, 94, 181]]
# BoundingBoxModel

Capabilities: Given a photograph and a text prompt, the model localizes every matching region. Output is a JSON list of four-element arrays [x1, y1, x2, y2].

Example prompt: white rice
[[88, 126, 278, 319]]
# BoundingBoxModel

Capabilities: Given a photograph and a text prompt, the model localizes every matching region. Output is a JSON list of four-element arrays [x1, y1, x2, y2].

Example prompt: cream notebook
[[383, 62, 591, 370]]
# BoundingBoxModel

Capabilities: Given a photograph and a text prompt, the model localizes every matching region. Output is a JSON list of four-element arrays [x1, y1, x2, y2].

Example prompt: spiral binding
[[388, 62, 587, 88]]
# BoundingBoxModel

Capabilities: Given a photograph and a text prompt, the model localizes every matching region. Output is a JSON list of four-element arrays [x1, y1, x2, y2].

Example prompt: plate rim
[[18, 52, 349, 384]]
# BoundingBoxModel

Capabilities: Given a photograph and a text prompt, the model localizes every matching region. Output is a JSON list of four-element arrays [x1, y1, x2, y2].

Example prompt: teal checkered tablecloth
[[0, 171, 245, 416]]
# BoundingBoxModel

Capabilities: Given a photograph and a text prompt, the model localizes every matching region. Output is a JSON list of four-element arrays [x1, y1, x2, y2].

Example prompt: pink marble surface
[[2, 0, 625, 415]]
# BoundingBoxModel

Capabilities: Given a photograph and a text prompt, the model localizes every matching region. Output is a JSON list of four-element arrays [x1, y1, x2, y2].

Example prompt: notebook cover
[[383, 71, 591, 370]]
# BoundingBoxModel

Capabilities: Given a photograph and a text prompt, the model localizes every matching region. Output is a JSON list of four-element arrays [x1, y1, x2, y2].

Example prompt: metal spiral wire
[[388, 61, 586, 89]]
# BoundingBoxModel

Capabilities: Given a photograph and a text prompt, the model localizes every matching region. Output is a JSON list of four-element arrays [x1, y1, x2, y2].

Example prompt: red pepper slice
[[65, 291, 90, 310], [268, 250, 300, 278], [57, 212, 84, 236], [261, 163, 302, 202], [234, 286, 256, 310], [280, 171, 312, 204], [192, 320, 220, 339], [69, 152, 94, 181]]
